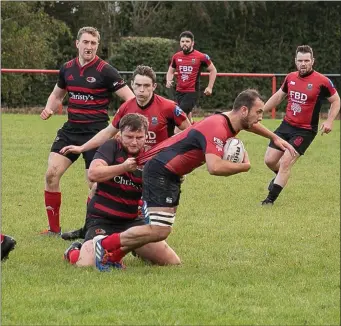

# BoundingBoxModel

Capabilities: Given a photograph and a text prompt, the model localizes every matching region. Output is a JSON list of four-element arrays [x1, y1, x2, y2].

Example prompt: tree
[[1, 1, 72, 107]]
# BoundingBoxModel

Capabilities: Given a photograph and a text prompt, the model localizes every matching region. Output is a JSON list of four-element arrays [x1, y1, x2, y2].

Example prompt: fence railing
[[2, 68, 340, 118]]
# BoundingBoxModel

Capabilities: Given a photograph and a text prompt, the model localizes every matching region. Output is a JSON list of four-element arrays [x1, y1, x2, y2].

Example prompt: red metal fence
[[0, 69, 285, 118]]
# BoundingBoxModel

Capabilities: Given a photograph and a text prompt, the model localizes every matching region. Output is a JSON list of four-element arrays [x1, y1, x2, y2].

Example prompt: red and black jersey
[[112, 94, 188, 150], [57, 55, 126, 131], [281, 70, 337, 132], [137, 113, 237, 176], [87, 139, 142, 221], [170, 50, 212, 92]]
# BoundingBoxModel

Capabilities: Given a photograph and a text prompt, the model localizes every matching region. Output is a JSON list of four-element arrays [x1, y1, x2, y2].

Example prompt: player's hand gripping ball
[[223, 138, 245, 163]]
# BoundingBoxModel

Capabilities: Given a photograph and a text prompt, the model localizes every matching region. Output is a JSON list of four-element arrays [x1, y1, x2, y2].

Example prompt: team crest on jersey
[[307, 83, 313, 90], [191, 59, 196, 64], [151, 117, 158, 125], [86, 77, 96, 83], [174, 106, 183, 117]]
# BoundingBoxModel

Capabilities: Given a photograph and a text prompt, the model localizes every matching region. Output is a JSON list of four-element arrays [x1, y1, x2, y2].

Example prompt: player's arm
[[246, 122, 297, 156], [204, 62, 217, 96], [114, 85, 135, 101], [205, 153, 250, 176], [262, 89, 287, 113], [320, 91, 340, 135], [60, 124, 119, 155], [40, 84, 67, 120], [166, 66, 176, 88], [88, 157, 137, 183], [178, 118, 191, 131]]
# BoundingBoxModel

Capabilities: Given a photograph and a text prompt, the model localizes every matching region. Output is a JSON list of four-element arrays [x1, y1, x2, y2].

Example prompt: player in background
[[1, 234, 16, 261], [63, 114, 180, 270], [40, 26, 135, 235], [261, 45, 340, 206], [166, 31, 217, 124], [60, 65, 191, 240], [91, 89, 297, 270]]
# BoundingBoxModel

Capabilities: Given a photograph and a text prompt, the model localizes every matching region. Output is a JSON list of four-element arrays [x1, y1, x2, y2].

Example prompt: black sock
[[267, 184, 283, 202]]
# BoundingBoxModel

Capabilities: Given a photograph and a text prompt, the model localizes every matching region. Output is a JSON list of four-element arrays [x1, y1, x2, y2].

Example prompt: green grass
[[1, 114, 340, 325]]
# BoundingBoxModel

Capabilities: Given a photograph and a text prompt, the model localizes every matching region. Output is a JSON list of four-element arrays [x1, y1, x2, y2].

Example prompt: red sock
[[44, 191, 61, 232], [1, 234, 4, 243], [108, 248, 126, 263], [68, 250, 80, 264], [101, 233, 121, 251]]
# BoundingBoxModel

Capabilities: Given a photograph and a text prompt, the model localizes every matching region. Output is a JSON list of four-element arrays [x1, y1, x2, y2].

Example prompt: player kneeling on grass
[[91, 89, 297, 271], [63, 113, 180, 270]]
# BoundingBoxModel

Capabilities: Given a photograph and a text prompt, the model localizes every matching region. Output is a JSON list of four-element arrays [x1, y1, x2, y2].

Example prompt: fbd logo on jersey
[[151, 117, 158, 125], [174, 106, 183, 117], [213, 137, 224, 151], [307, 83, 313, 90]]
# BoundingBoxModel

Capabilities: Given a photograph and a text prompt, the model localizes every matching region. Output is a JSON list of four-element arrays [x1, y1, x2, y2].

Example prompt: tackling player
[[63, 114, 180, 270]]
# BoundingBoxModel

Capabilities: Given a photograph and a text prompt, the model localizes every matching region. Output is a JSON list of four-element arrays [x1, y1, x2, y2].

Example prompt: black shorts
[[175, 91, 199, 115], [83, 217, 146, 242], [269, 120, 316, 155], [142, 159, 181, 208], [51, 128, 102, 169]]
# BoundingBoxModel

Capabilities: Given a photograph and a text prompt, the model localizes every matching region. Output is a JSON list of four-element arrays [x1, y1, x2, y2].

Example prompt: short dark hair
[[232, 89, 263, 111], [132, 65, 157, 84], [296, 45, 313, 58], [179, 31, 194, 41], [119, 113, 149, 134]]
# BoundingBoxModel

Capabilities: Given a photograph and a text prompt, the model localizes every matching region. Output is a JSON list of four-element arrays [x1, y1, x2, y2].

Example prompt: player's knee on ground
[[75, 240, 95, 267], [135, 241, 181, 266]]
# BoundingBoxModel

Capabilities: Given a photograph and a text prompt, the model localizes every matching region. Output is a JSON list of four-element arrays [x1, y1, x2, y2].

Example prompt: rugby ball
[[223, 138, 245, 163]]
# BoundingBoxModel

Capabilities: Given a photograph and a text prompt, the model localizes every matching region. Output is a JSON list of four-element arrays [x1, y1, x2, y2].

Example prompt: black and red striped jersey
[[281, 70, 337, 132], [171, 49, 212, 92], [57, 55, 126, 131], [87, 139, 143, 221], [137, 113, 238, 176], [112, 94, 188, 151]]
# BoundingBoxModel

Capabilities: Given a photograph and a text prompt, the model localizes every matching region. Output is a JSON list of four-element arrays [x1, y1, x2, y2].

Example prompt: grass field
[[1, 114, 340, 325]]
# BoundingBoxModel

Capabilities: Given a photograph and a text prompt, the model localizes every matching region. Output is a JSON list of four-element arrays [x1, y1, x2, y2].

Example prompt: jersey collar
[[217, 113, 237, 135]]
